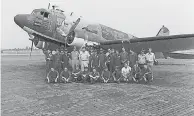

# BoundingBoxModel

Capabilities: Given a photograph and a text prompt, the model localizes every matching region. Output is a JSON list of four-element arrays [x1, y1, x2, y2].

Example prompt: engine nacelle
[[66, 31, 99, 48], [33, 37, 46, 49], [34, 40, 46, 49], [67, 37, 85, 48]]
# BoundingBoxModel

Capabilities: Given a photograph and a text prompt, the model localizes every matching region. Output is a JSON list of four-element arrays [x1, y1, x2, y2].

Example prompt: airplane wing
[[99, 34, 194, 52]]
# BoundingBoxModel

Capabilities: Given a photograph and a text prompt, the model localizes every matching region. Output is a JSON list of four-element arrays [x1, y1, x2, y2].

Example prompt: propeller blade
[[29, 41, 33, 58], [67, 18, 81, 37], [48, 3, 50, 9]]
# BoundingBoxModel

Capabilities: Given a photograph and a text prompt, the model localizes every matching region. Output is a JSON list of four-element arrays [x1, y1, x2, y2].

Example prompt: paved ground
[[1, 55, 194, 116]]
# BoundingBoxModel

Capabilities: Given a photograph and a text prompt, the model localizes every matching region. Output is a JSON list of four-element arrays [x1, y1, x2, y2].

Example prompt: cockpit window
[[40, 11, 44, 15]]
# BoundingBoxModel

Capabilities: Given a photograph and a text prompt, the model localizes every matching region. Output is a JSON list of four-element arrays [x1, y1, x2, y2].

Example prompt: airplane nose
[[14, 14, 26, 28]]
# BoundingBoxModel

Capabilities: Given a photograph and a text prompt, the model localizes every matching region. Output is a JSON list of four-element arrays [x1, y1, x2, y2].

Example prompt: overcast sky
[[1, 0, 194, 49]]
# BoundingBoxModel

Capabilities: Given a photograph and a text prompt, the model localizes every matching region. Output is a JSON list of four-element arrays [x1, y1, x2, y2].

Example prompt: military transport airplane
[[14, 5, 194, 58]]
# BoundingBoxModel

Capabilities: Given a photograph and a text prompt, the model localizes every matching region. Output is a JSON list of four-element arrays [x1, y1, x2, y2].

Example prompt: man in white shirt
[[121, 63, 132, 82], [138, 49, 146, 70], [145, 48, 155, 80], [146, 48, 155, 66], [79, 47, 90, 71], [71, 46, 79, 72]]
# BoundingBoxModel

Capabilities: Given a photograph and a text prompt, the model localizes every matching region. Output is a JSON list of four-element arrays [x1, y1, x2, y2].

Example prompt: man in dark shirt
[[80, 67, 90, 83], [101, 67, 111, 83], [132, 61, 141, 82], [91, 50, 99, 71], [129, 49, 137, 68], [45, 50, 52, 75], [106, 49, 111, 71], [109, 48, 116, 72], [61, 50, 69, 70], [112, 66, 122, 83], [60, 67, 71, 83], [47, 68, 59, 83], [89, 49, 94, 72], [115, 50, 122, 69], [98, 48, 107, 74], [89, 68, 100, 84], [53, 49, 62, 74], [120, 47, 128, 67], [72, 66, 81, 82]]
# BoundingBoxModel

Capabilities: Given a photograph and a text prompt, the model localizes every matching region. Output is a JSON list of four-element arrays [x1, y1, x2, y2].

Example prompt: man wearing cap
[[71, 46, 79, 72], [98, 48, 107, 74], [79, 47, 90, 71]]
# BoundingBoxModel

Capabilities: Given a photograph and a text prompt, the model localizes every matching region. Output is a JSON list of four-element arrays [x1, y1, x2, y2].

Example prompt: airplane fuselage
[[14, 7, 194, 58], [14, 8, 135, 51]]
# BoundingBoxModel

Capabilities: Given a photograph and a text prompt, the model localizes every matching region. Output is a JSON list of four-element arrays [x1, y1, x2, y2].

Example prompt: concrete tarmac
[[1, 55, 194, 116]]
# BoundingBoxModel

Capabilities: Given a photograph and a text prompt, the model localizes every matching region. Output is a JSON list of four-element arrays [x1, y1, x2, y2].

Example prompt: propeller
[[29, 41, 33, 58]]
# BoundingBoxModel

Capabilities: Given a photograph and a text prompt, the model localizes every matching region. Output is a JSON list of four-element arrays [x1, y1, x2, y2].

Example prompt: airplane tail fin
[[156, 25, 170, 36], [156, 25, 170, 59]]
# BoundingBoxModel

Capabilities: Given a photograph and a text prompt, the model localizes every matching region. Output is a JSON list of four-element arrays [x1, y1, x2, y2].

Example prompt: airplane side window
[[44, 12, 49, 19]]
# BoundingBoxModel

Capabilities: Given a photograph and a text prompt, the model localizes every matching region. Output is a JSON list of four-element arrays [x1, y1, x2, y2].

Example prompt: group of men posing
[[45, 46, 156, 84]]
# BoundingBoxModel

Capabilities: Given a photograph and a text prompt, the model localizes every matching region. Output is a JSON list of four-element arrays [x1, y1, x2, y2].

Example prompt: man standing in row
[[145, 48, 156, 80], [98, 48, 107, 74], [53, 49, 62, 73], [120, 47, 128, 67], [109, 48, 116, 72], [129, 49, 137, 68], [61, 49, 70, 71], [45, 50, 52, 75], [79, 47, 90, 71], [91, 50, 99, 70], [115, 50, 122, 69], [137, 49, 146, 70], [71, 46, 79, 72]]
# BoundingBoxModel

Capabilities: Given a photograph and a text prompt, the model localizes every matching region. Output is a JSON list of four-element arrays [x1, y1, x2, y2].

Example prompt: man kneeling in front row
[[101, 67, 111, 83], [60, 67, 71, 83], [47, 68, 59, 83], [121, 63, 132, 82], [112, 66, 122, 83], [71, 66, 81, 82], [89, 68, 100, 84], [80, 67, 90, 83]]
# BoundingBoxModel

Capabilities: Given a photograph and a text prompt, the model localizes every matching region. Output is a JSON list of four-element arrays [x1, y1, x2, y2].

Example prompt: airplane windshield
[[31, 10, 39, 15]]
